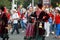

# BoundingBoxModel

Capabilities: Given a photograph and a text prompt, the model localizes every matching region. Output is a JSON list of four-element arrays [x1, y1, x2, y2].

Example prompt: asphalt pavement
[[0, 29, 60, 40]]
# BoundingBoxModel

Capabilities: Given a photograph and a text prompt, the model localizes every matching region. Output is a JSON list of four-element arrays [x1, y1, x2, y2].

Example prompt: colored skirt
[[26, 23, 34, 38]]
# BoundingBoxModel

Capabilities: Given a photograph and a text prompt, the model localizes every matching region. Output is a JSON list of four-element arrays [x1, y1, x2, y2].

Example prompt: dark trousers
[[0, 30, 9, 40], [34, 21, 45, 36], [11, 24, 19, 34]]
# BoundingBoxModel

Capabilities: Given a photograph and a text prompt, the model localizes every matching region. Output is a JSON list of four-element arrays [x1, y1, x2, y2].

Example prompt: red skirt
[[26, 23, 34, 38]]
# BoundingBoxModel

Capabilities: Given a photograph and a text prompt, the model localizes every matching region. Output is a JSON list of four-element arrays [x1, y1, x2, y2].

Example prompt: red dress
[[25, 13, 35, 38], [26, 23, 34, 38]]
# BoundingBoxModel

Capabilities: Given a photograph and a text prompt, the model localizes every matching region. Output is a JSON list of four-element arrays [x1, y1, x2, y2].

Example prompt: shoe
[[11, 32, 13, 34], [24, 36, 27, 40], [51, 32, 55, 34], [46, 35, 49, 37], [55, 36, 59, 38], [22, 30, 25, 33], [17, 32, 20, 34]]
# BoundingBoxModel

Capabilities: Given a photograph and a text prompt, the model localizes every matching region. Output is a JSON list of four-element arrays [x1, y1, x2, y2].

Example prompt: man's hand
[[43, 16, 46, 19], [31, 17, 34, 19]]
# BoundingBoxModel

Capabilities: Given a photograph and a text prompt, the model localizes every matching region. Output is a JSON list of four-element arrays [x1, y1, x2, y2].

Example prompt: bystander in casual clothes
[[55, 10, 60, 38], [11, 9, 20, 34], [48, 12, 54, 34]]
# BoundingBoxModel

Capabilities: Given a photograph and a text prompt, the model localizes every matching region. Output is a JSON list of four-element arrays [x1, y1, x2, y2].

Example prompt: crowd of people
[[0, 2, 60, 40]]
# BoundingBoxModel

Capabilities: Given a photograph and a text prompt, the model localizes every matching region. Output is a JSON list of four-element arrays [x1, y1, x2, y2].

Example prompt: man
[[11, 9, 20, 34], [30, 2, 49, 40], [0, 6, 9, 40]]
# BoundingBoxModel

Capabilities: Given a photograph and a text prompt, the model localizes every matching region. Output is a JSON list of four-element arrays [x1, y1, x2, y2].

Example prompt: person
[[55, 10, 60, 38], [17, 8, 21, 29], [0, 6, 9, 40], [48, 10, 54, 34], [20, 8, 27, 31], [30, 2, 49, 40], [24, 6, 35, 40], [11, 9, 20, 34], [44, 12, 50, 37], [6, 9, 12, 32]]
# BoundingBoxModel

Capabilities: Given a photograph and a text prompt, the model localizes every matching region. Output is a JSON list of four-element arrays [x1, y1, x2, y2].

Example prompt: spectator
[[11, 9, 20, 34], [55, 10, 60, 38]]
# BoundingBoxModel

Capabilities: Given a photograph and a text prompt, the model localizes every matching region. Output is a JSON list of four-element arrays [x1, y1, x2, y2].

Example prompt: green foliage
[[0, 0, 11, 9], [17, 0, 39, 8], [0, 0, 40, 9], [23, 0, 32, 8], [51, 0, 60, 8], [17, 0, 24, 5], [34, 0, 39, 5]]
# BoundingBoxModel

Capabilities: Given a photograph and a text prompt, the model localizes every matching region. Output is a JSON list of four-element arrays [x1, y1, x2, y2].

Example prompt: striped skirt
[[26, 23, 34, 38]]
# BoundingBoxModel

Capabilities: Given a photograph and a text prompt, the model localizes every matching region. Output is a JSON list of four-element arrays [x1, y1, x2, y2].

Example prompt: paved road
[[9, 29, 25, 40], [0, 29, 60, 40]]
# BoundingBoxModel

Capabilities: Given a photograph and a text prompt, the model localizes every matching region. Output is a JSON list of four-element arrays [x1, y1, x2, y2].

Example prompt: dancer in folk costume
[[25, 7, 35, 40], [0, 6, 9, 40], [30, 2, 49, 40]]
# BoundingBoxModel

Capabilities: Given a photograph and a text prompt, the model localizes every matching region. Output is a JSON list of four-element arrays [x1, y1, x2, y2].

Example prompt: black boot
[[2, 38, 5, 40]]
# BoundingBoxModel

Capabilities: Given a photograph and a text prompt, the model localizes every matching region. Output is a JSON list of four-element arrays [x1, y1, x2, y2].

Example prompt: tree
[[0, 0, 11, 9], [51, 0, 60, 7], [17, 0, 40, 8], [23, 0, 32, 8], [17, 0, 24, 5]]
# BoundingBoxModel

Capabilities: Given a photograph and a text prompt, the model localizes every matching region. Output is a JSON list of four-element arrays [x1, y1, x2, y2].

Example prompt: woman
[[25, 7, 35, 40], [0, 6, 9, 40]]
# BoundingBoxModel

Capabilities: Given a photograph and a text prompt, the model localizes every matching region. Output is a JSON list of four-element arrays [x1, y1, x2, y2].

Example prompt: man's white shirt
[[12, 13, 19, 24]]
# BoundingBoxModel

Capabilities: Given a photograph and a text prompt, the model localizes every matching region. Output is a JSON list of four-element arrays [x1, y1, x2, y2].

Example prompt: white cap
[[55, 7, 60, 11]]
